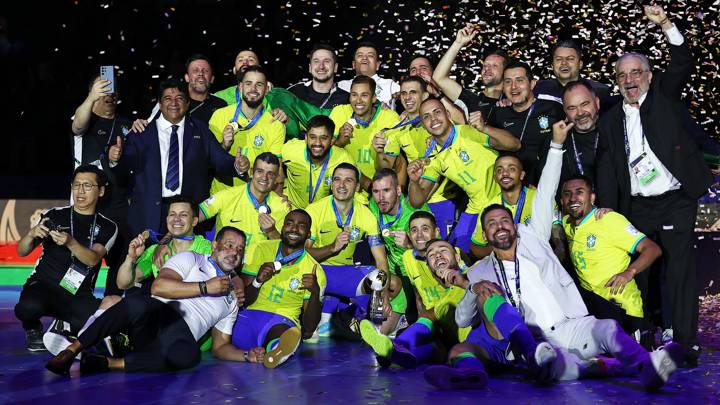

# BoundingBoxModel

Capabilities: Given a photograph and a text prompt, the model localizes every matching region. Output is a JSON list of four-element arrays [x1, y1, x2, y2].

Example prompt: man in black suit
[[596, 5, 713, 367], [110, 79, 246, 237]]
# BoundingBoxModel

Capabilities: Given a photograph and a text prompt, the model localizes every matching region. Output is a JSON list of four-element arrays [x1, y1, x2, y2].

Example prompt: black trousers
[[14, 278, 100, 333], [100, 204, 130, 297], [577, 285, 645, 335], [77, 295, 200, 372], [629, 190, 699, 347]]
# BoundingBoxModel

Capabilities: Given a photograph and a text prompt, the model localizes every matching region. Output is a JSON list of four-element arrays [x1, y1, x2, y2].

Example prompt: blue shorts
[[231, 309, 296, 350], [465, 320, 511, 365], [322, 265, 375, 298], [449, 212, 478, 254], [428, 200, 456, 240]]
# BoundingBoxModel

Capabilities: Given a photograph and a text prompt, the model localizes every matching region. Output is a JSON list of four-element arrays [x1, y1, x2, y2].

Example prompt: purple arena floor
[[1, 286, 718, 405]]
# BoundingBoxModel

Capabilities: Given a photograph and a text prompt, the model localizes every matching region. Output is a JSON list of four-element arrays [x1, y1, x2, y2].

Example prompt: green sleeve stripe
[[199, 203, 210, 219], [420, 175, 438, 183], [241, 269, 258, 276], [385, 152, 398, 157], [629, 235, 646, 254], [470, 237, 488, 247]]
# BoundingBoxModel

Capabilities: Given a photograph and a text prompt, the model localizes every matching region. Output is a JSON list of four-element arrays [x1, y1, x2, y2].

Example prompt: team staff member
[[288, 44, 349, 109], [237, 210, 326, 368], [561, 174, 661, 334], [337, 41, 400, 109], [199, 153, 289, 251], [15, 165, 118, 351], [45, 227, 258, 375], [208, 65, 285, 193], [280, 115, 353, 209], [407, 98, 520, 254]]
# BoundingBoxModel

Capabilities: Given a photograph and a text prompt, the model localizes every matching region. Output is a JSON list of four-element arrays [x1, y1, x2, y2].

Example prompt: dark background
[[1, 0, 717, 198]]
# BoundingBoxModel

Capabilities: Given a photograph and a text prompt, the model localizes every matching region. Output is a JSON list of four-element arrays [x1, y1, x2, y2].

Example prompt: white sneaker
[[534, 341, 557, 367], [661, 328, 674, 345], [43, 331, 81, 359], [640, 342, 683, 390]]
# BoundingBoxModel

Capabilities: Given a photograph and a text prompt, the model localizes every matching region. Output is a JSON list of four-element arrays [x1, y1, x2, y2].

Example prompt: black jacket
[[595, 40, 712, 213]]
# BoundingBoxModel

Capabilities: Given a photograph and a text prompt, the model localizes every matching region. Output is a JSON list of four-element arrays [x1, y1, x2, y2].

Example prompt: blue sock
[[490, 301, 537, 361], [451, 352, 485, 370]]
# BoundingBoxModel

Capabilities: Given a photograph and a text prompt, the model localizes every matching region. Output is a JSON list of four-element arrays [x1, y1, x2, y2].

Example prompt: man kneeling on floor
[[234, 209, 326, 368], [45, 226, 261, 375]]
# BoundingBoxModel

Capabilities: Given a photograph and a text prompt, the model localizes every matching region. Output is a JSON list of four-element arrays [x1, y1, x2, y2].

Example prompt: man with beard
[[214, 50, 261, 104], [237, 210, 325, 368], [432, 24, 508, 125], [45, 227, 258, 375], [337, 41, 400, 109], [462, 122, 684, 390], [488, 61, 565, 185], [208, 65, 285, 193], [199, 153, 289, 253], [407, 99, 520, 254], [280, 115, 353, 209], [534, 40, 613, 110], [561, 174, 661, 335], [288, 44, 349, 109], [596, 5, 713, 366]]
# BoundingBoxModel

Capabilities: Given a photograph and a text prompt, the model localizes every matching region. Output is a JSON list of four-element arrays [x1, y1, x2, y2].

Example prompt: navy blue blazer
[[114, 116, 237, 236]]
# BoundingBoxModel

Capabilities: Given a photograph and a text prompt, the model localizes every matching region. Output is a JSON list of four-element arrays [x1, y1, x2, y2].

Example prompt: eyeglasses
[[615, 69, 647, 82], [71, 183, 99, 191]]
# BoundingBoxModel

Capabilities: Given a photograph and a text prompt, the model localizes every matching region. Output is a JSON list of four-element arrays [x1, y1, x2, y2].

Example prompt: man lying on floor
[[45, 226, 262, 375]]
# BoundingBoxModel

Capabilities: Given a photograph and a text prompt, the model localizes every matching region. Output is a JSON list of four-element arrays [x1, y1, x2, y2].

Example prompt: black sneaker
[[26, 328, 46, 352], [79, 352, 110, 374], [107, 333, 131, 358], [683, 344, 700, 368]]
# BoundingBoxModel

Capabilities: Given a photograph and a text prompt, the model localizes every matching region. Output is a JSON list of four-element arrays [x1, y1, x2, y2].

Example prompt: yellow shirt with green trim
[[328, 104, 399, 181], [421, 125, 499, 214], [383, 121, 423, 161], [280, 139, 353, 209], [243, 240, 326, 326], [199, 182, 289, 252], [208, 103, 285, 193], [563, 208, 646, 318], [305, 195, 383, 266], [402, 249, 471, 341]]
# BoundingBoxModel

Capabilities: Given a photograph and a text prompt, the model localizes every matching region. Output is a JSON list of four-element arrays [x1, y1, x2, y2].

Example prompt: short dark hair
[[310, 44, 338, 64], [400, 76, 428, 92], [484, 49, 510, 67], [425, 238, 450, 253], [286, 208, 312, 229], [333, 162, 360, 183], [407, 54, 436, 69], [237, 64, 267, 84], [562, 79, 596, 100], [480, 203, 514, 231], [306, 115, 335, 135], [562, 174, 595, 192], [351, 75, 377, 95], [495, 153, 524, 170], [158, 78, 189, 101], [215, 226, 247, 244], [372, 168, 398, 188], [408, 210, 437, 228], [184, 53, 212, 73], [72, 164, 108, 187], [503, 61, 534, 80], [552, 40, 582, 60], [356, 41, 378, 55], [166, 195, 199, 218], [254, 152, 281, 169]]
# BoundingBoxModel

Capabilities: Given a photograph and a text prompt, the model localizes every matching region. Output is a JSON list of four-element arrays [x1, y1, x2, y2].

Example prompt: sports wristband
[[252, 279, 263, 288], [550, 141, 563, 150]]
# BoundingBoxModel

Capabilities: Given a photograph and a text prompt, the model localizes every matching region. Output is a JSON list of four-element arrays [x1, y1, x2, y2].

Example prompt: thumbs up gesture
[[234, 149, 250, 174], [109, 136, 123, 162], [301, 264, 320, 295]]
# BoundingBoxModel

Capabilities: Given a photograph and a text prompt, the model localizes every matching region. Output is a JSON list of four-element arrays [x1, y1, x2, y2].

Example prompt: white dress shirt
[[156, 114, 186, 197]]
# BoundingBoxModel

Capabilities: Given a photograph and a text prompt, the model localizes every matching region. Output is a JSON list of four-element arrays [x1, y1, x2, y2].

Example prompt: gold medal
[[382, 229, 391, 237]]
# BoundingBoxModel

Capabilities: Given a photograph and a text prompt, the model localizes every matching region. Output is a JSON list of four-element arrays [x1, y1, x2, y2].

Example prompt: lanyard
[[189, 100, 206, 115], [570, 132, 599, 175], [274, 243, 305, 268], [207, 256, 227, 277], [69, 210, 98, 266], [318, 86, 337, 109], [622, 116, 647, 160], [379, 200, 403, 230], [246, 184, 270, 213], [231, 100, 264, 131], [423, 125, 457, 159], [501, 186, 527, 225], [412, 250, 426, 261], [492, 254, 523, 317], [519, 102, 536, 141], [307, 149, 331, 204], [351, 107, 379, 128], [382, 115, 421, 131], [96, 118, 118, 162], [331, 199, 354, 229]]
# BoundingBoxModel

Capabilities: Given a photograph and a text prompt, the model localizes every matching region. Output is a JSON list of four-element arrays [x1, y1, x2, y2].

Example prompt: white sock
[[79, 309, 105, 335], [319, 312, 332, 325]]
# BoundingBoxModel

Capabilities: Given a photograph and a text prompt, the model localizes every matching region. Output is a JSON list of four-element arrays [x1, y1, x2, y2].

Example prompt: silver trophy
[[365, 269, 389, 325]]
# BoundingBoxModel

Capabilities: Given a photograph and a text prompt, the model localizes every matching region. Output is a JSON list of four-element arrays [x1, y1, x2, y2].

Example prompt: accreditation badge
[[629, 152, 658, 185], [59, 263, 89, 295]]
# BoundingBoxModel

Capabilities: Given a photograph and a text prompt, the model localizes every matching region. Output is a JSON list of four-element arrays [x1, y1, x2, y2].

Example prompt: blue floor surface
[[0, 287, 718, 404]]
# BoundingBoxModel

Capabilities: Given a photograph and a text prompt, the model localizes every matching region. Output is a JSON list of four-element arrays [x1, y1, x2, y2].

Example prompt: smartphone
[[100, 65, 115, 94]]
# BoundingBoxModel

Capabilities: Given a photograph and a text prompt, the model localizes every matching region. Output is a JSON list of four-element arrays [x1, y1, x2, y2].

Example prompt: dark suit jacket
[[595, 40, 712, 214], [114, 116, 237, 235]]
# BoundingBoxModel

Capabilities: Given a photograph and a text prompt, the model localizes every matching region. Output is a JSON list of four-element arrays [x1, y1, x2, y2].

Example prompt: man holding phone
[[14, 165, 119, 351]]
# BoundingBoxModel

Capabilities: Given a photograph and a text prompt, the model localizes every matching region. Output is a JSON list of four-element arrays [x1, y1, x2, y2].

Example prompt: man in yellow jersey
[[280, 115, 353, 209], [561, 173, 661, 335], [329, 75, 399, 190], [236, 209, 326, 368], [407, 98, 520, 254], [470, 155, 565, 260], [208, 65, 285, 193], [305, 163, 401, 336], [199, 153, 289, 251]]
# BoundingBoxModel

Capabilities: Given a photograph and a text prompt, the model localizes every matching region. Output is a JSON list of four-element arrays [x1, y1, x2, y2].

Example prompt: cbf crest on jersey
[[538, 116, 549, 130], [350, 226, 361, 241], [289, 277, 301, 291], [253, 134, 265, 147], [458, 150, 470, 163], [324, 176, 332, 185], [586, 234, 597, 248]]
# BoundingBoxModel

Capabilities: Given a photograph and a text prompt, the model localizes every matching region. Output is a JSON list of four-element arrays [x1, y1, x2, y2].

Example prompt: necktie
[[165, 124, 180, 191]]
